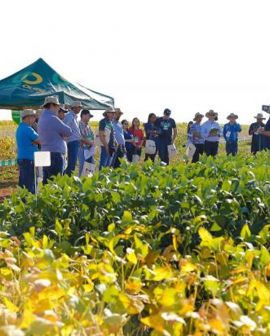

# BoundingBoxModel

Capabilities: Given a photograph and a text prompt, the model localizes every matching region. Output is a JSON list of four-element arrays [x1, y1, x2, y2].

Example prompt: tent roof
[[0, 58, 114, 110]]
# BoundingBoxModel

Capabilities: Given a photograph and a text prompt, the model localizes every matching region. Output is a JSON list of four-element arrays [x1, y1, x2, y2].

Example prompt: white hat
[[42, 96, 60, 107], [70, 101, 83, 108], [21, 109, 36, 119]]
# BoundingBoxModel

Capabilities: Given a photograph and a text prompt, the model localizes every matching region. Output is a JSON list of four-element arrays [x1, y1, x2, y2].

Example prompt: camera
[[262, 105, 270, 113]]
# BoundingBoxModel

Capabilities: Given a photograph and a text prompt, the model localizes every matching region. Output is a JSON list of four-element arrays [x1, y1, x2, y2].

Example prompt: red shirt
[[128, 127, 144, 147]]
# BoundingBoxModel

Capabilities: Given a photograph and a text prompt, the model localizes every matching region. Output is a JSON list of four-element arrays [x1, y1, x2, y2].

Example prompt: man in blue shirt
[[99, 108, 116, 170], [223, 113, 242, 156], [38, 96, 72, 184], [16, 109, 40, 193], [112, 108, 126, 168], [155, 108, 177, 165], [64, 101, 82, 176]]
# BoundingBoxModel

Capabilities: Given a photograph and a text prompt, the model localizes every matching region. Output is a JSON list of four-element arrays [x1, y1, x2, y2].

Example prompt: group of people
[[15, 96, 270, 194], [15, 96, 177, 193], [186, 109, 270, 163]]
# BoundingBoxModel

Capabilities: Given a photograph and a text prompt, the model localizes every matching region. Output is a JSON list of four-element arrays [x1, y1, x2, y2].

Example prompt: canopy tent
[[0, 58, 114, 110]]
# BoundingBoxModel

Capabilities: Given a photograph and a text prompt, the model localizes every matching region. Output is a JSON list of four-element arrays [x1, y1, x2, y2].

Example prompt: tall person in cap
[[223, 113, 242, 156], [63, 101, 82, 176], [16, 109, 40, 193], [201, 110, 221, 157], [38, 96, 72, 184], [189, 113, 205, 163], [78, 109, 95, 176], [99, 108, 116, 170], [249, 113, 266, 154], [112, 108, 126, 168], [155, 108, 177, 165]]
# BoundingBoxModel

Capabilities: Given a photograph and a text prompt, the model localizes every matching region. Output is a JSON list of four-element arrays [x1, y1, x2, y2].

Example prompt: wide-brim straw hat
[[70, 101, 83, 108], [42, 96, 60, 107], [103, 108, 115, 117], [193, 112, 204, 121], [21, 109, 36, 119], [114, 108, 123, 114], [254, 113, 266, 120], [227, 113, 238, 120], [206, 109, 218, 117]]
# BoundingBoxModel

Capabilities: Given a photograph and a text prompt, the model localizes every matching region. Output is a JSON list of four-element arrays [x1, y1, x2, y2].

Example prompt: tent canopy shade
[[0, 58, 114, 110]]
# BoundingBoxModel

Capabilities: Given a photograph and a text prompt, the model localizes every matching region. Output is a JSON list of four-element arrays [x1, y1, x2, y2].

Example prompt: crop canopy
[[0, 58, 114, 110]]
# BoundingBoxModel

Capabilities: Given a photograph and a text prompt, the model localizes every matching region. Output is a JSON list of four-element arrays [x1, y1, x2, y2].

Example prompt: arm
[[223, 125, 227, 140], [172, 127, 177, 144], [99, 120, 109, 153], [259, 130, 270, 137], [172, 119, 177, 144], [249, 124, 255, 135], [27, 127, 41, 145], [55, 117, 72, 137]]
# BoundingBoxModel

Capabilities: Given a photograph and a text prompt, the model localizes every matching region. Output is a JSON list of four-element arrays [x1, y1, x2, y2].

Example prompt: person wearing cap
[[99, 108, 116, 170], [78, 109, 95, 176], [63, 101, 82, 176], [16, 109, 40, 193], [189, 113, 204, 162], [38, 96, 72, 184], [249, 113, 266, 154], [223, 113, 242, 156], [155, 108, 177, 165], [112, 108, 126, 168], [201, 110, 221, 157]]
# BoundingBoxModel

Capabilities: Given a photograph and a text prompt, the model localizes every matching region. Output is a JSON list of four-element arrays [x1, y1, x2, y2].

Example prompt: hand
[[257, 127, 265, 134]]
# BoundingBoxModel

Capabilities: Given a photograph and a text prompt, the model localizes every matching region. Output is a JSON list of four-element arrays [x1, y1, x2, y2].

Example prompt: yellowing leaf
[[126, 248, 137, 265], [3, 297, 19, 312]]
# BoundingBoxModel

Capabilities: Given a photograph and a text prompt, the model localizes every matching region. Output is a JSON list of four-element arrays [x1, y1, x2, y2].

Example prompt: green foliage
[[0, 152, 270, 334]]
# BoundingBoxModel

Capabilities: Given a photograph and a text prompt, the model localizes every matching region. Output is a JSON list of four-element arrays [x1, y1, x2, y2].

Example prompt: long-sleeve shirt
[[223, 122, 241, 142], [201, 120, 221, 142], [113, 120, 125, 146], [189, 123, 204, 144], [64, 111, 81, 142], [38, 109, 72, 153]]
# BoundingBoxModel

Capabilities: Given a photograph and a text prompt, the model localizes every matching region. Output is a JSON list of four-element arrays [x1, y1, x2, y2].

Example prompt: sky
[[1, 0, 270, 124]]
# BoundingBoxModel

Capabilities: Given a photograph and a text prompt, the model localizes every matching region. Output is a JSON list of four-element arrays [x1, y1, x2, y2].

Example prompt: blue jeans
[[65, 140, 80, 176], [43, 152, 65, 184], [157, 139, 170, 165], [99, 146, 112, 170], [226, 141, 238, 156], [18, 159, 35, 194], [78, 147, 95, 176]]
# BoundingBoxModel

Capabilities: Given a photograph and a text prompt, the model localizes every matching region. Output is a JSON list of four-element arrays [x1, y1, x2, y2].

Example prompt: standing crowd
[[15, 96, 270, 194], [187, 109, 270, 163]]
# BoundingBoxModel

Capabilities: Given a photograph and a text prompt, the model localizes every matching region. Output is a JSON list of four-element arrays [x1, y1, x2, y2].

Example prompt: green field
[[0, 152, 270, 335]]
